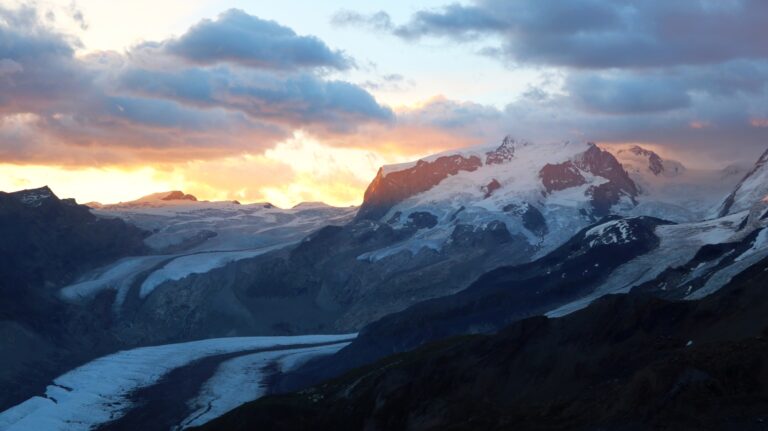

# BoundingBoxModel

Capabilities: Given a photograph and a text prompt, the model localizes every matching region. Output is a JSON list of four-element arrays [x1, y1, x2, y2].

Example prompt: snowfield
[[59, 198, 356, 311], [548, 212, 758, 317], [0, 335, 354, 431], [176, 343, 346, 429]]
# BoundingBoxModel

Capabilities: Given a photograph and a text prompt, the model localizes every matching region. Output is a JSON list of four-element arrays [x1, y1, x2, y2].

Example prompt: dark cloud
[[400, 96, 502, 130], [117, 67, 393, 127], [566, 73, 692, 114], [347, 0, 768, 69], [163, 9, 351, 70], [333, 0, 768, 163], [0, 6, 392, 165]]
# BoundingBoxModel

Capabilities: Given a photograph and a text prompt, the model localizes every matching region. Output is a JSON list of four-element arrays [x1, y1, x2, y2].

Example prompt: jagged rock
[[481, 179, 501, 198], [485, 136, 516, 165], [356, 155, 483, 221]]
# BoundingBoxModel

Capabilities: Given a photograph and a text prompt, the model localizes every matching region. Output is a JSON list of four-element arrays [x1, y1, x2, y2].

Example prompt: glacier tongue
[[0, 335, 354, 431]]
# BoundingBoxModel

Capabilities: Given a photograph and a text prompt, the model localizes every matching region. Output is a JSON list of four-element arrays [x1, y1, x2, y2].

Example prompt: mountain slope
[[718, 147, 768, 217], [198, 250, 768, 431], [0, 186, 149, 410]]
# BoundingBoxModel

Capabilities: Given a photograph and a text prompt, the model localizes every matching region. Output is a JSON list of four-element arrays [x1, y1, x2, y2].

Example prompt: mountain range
[[2, 138, 768, 430]]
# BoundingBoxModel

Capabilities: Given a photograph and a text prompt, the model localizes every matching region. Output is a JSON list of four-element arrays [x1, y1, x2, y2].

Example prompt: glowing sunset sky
[[1, 0, 767, 207]]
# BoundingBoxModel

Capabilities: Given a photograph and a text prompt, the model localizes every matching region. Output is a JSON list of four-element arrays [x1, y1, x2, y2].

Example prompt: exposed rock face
[[449, 221, 512, 248], [485, 136, 516, 165], [718, 147, 768, 217], [161, 191, 198, 201], [202, 255, 768, 430], [625, 145, 664, 174], [503, 202, 547, 236], [0, 186, 148, 409], [356, 155, 483, 221], [575, 144, 638, 197], [0, 186, 148, 301], [540, 144, 638, 216], [540, 160, 587, 193], [405, 211, 438, 230], [481, 179, 501, 198]]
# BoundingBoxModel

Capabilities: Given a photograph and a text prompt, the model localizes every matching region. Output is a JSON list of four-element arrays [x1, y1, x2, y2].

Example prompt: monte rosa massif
[[2, 137, 768, 430]]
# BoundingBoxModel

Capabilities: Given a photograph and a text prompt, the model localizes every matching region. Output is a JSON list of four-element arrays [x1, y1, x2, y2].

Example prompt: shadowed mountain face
[[0, 187, 148, 304], [718, 148, 768, 217], [3, 139, 768, 429], [197, 252, 768, 431], [269, 216, 668, 391], [0, 187, 149, 409]]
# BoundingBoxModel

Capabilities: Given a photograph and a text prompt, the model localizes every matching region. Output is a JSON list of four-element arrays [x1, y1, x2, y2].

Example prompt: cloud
[[346, 0, 768, 69], [333, 0, 768, 163], [331, 10, 394, 32], [116, 67, 393, 128], [162, 9, 351, 70], [0, 5, 392, 165], [566, 73, 692, 114], [399, 96, 502, 129]]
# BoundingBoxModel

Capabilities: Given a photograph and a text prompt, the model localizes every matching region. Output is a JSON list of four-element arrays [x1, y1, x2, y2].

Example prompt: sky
[[1, 0, 767, 207]]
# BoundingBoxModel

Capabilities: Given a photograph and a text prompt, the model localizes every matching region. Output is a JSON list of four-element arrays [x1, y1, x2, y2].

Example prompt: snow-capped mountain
[[353, 138, 743, 266], [62, 192, 356, 310], [610, 145, 744, 221], [357, 138, 643, 258], [614, 145, 686, 177]]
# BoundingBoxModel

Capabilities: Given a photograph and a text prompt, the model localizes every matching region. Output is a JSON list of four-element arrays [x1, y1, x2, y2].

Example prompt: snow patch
[[0, 334, 355, 431], [177, 342, 349, 429]]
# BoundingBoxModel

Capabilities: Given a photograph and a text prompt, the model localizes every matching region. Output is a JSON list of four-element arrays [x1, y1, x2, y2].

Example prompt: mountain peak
[[614, 145, 685, 177], [485, 135, 517, 165], [10, 186, 58, 207], [159, 191, 197, 201]]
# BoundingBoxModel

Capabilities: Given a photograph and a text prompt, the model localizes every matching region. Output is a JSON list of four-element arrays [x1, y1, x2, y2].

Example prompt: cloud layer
[[162, 9, 351, 70], [0, 6, 393, 165], [333, 0, 768, 162]]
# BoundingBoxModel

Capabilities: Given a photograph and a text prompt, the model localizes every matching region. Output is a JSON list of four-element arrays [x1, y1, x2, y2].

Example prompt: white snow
[[547, 212, 749, 317], [734, 228, 768, 262], [0, 334, 355, 431], [59, 255, 169, 303], [176, 342, 349, 429], [717, 151, 768, 216], [584, 219, 637, 247], [60, 201, 356, 307], [139, 246, 287, 298], [16, 190, 54, 207], [363, 139, 739, 264]]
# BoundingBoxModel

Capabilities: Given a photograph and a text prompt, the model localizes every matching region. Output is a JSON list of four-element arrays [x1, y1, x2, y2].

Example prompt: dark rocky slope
[[117, 218, 533, 344], [0, 186, 148, 409], [272, 216, 668, 392], [198, 249, 768, 431]]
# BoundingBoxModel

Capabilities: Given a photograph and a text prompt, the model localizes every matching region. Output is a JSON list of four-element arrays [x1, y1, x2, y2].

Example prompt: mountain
[[58, 195, 358, 343], [0, 186, 148, 306], [614, 145, 686, 177], [4, 139, 768, 428], [199, 251, 768, 430], [272, 208, 768, 392], [718, 147, 768, 217], [611, 144, 743, 222], [356, 139, 641, 253], [0, 186, 149, 409]]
